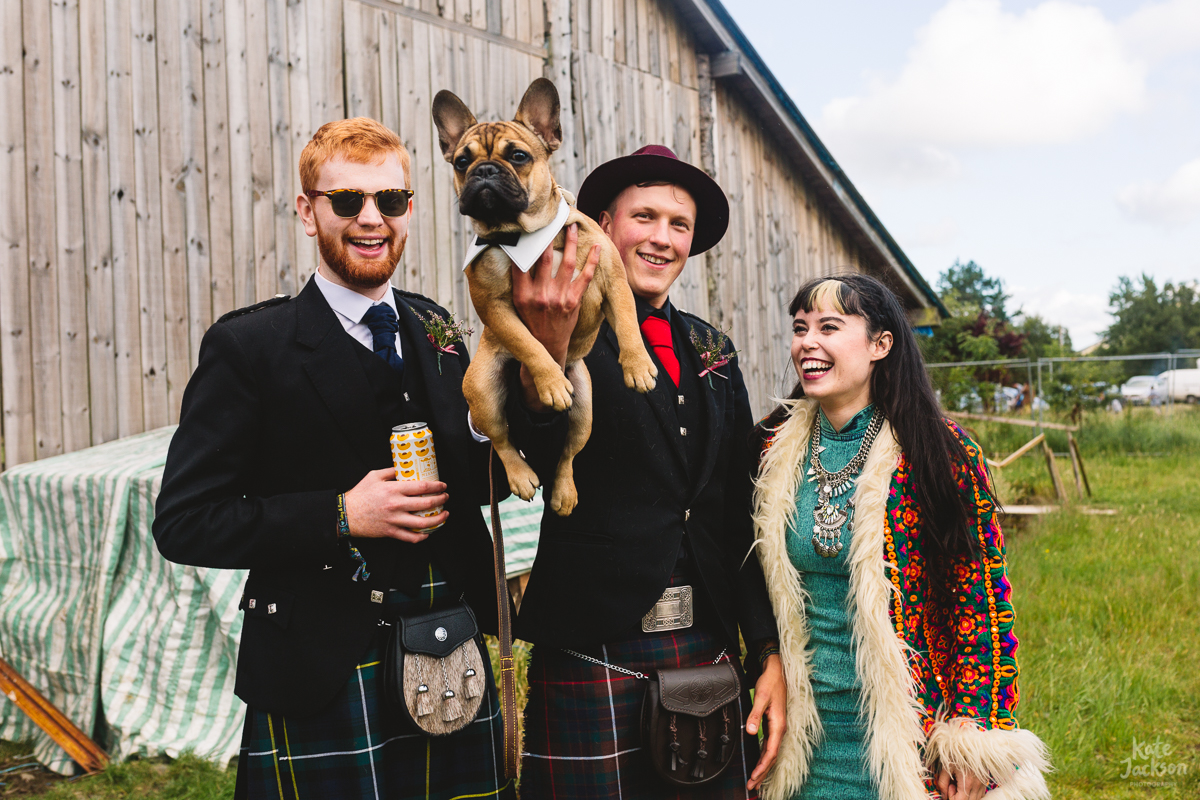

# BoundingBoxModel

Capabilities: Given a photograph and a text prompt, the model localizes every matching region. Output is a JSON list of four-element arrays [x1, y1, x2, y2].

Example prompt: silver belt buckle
[[641, 585, 693, 633]]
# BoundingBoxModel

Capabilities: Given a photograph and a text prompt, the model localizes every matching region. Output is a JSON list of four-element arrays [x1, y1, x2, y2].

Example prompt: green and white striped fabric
[[0, 428, 543, 774], [0, 427, 235, 775], [486, 487, 543, 575]]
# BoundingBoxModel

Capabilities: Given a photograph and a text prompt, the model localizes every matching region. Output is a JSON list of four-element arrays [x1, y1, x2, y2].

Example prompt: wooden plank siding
[[1, 0, 904, 467]]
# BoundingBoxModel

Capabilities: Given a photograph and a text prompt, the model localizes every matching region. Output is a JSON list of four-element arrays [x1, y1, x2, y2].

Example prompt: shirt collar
[[635, 293, 673, 326], [461, 195, 572, 274], [819, 403, 877, 439], [313, 269, 398, 324]]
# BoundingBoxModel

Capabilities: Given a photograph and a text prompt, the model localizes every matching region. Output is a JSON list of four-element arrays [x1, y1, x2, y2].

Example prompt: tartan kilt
[[519, 624, 761, 800], [235, 565, 515, 800]]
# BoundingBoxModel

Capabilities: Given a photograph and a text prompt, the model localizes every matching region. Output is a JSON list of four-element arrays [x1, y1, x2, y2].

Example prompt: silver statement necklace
[[807, 406, 885, 558]]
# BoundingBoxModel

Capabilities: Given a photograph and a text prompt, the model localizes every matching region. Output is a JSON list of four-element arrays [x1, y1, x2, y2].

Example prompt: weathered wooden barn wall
[[707, 82, 874, 403], [0, 0, 882, 468]]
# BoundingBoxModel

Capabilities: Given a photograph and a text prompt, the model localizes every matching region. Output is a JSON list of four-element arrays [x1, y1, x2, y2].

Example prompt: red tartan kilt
[[519, 625, 761, 800]]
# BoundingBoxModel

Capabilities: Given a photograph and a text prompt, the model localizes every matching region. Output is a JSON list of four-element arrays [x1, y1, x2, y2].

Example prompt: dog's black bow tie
[[474, 231, 522, 247]]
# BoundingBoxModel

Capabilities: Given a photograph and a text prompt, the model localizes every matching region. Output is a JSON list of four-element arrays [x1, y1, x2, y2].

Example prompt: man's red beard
[[315, 221, 406, 290]]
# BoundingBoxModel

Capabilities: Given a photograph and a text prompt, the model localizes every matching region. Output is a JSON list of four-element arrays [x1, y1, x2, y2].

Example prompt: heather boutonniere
[[415, 310, 473, 374], [689, 327, 738, 389]]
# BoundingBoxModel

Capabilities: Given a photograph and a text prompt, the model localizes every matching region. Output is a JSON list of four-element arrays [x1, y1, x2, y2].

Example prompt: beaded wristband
[[758, 644, 780, 668], [336, 493, 370, 582]]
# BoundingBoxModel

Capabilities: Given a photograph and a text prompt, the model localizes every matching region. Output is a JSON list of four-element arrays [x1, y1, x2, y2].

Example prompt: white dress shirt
[[312, 270, 488, 442], [314, 269, 404, 356]]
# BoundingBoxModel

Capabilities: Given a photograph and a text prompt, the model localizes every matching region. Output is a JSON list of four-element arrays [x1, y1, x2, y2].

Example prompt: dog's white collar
[[461, 195, 572, 274]]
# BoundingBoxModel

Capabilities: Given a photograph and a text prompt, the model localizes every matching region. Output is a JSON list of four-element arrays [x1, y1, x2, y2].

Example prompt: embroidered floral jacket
[[752, 400, 1049, 800]]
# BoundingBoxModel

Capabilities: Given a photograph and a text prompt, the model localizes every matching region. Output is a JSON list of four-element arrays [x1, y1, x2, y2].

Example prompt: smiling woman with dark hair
[[749, 274, 1050, 800]]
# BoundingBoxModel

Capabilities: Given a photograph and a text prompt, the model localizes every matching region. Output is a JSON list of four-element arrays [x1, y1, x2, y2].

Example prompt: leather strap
[[489, 448, 519, 780]]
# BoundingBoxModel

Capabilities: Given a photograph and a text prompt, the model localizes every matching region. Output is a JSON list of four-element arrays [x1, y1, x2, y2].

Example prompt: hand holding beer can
[[390, 422, 445, 532]]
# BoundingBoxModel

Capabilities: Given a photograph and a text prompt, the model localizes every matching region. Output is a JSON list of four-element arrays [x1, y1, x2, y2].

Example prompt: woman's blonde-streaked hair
[[801, 279, 850, 315], [299, 117, 412, 192]]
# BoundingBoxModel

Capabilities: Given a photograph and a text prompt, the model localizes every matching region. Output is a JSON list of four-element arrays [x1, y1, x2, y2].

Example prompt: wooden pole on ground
[[0, 657, 109, 773]]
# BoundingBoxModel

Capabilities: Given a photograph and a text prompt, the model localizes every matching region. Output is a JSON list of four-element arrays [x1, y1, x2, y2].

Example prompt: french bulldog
[[432, 78, 657, 516]]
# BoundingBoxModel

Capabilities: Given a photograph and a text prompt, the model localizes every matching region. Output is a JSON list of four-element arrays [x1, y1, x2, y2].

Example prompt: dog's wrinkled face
[[434, 79, 564, 234], [451, 122, 548, 227]]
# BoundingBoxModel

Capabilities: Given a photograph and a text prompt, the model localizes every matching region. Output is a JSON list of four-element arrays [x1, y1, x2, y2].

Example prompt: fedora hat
[[575, 145, 729, 255]]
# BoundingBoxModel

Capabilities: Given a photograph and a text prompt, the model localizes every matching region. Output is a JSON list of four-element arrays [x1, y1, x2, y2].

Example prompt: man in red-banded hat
[[509, 146, 786, 798]]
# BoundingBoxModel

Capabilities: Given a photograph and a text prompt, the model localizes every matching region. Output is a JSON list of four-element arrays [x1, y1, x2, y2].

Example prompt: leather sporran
[[640, 661, 742, 786], [384, 601, 488, 736]]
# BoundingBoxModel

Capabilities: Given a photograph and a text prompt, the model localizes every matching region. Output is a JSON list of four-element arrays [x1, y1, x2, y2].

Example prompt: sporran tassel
[[690, 720, 708, 779], [669, 714, 685, 772], [463, 667, 483, 699], [719, 708, 732, 762], [416, 684, 434, 718], [442, 689, 463, 722]]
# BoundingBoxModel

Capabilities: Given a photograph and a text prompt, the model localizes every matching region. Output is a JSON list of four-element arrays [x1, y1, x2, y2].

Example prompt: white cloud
[[900, 217, 961, 248], [1116, 157, 1200, 227], [1122, 0, 1200, 62], [819, 0, 1148, 180], [1011, 286, 1111, 345]]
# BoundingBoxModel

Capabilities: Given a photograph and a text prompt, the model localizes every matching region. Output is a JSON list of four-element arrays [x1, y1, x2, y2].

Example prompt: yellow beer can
[[390, 422, 444, 532]]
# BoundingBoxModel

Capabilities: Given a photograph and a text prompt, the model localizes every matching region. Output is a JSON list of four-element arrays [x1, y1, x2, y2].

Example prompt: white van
[[1158, 369, 1200, 403]]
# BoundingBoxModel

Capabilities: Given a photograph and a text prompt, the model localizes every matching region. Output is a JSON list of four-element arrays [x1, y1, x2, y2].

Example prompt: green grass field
[[979, 408, 1200, 799], [2, 407, 1196, 798]]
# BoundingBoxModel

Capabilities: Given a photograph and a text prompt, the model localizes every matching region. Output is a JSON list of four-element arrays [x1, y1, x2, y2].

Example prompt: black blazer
[[511, 304, 777, 650], [152, 278, 502, 717]]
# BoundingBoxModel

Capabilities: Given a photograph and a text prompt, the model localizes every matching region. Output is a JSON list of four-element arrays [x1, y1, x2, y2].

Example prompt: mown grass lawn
[[3, 408, 1197, 798]]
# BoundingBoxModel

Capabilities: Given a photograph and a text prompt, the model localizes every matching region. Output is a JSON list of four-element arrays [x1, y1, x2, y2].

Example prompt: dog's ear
[[433, 90, 478, 161], [514, 78, 562, 153]]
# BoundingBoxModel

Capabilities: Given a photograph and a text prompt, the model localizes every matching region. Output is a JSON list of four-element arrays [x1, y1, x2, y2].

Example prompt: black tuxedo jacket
[[152, 278, 502, 717], [511, 303, 777, 650]]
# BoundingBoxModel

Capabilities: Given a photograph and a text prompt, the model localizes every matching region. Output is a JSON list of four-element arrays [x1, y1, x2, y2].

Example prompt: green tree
[[1017, 314, 1073, 361], [922, 260, 1027, 411], [939, 259, 1012, 323], [1104, 275, 1200, 357]]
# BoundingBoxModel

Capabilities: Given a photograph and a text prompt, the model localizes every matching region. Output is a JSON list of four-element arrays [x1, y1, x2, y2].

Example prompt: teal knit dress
[[785, 405, 877, 800]]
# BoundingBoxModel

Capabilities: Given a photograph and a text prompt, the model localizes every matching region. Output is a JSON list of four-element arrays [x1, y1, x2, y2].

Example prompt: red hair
[[299, 117, 412, 192]]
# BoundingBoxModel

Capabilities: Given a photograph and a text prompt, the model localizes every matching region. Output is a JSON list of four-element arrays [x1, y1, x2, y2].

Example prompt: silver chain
[[561, 647, 729, 680], [808, 406, 885, 490]]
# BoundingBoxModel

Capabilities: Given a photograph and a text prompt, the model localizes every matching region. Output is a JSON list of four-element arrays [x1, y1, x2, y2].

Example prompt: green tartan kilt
[[235, 566, 515, 800], [519, 624, 761, 800]]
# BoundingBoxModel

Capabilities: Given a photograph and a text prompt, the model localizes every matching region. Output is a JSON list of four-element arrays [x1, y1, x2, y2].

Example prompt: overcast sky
[[720, 0, 1200, 346]]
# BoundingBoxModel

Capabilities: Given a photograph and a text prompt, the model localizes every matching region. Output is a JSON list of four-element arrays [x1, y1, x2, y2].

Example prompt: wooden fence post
[[1068, 433, 1091, 498], [1041, 437, 1067, 503]]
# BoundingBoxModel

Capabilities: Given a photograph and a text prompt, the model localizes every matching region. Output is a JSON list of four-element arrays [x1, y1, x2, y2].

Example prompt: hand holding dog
[[344, 468, 449, 542], [513, 223, 600, 411]]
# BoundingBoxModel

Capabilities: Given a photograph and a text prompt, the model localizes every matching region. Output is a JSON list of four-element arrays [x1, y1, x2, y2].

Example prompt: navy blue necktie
[[360, 303, 405, 379]]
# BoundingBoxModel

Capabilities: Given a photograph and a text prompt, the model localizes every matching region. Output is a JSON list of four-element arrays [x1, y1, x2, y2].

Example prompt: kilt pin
[[508, 296, 779, 799], [154, 278, 513, 799]]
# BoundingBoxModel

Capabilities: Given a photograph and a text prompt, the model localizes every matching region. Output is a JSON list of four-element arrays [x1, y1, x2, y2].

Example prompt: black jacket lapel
[[604, 323, 688, 472], [296, 280, 382, 471], [676, 321, 725, 500], [392, 290, 469, 466]]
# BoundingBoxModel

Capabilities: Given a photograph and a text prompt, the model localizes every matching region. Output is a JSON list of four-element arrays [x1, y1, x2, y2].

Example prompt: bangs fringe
[[799, 279, 855, 316]]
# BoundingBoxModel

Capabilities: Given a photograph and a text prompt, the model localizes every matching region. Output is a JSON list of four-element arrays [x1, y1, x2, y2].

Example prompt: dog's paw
[[621, 354, 658, 394], [507, 464, 541, 502], [549, 477, 578, 516], [537, 371, 575, 411]]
